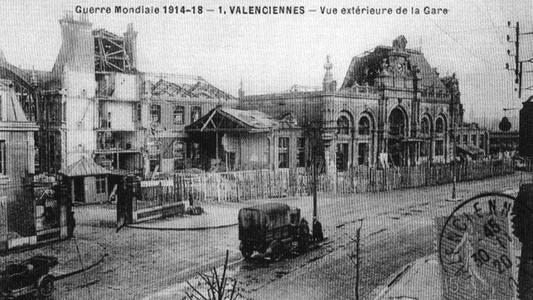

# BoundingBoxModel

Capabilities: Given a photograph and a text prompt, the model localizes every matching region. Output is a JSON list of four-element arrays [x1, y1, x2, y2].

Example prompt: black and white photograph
[[0, 0, 532, 299]]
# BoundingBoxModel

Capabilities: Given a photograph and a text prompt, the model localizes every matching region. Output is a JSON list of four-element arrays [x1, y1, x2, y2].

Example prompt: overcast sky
[[1, 0, 532, 127]]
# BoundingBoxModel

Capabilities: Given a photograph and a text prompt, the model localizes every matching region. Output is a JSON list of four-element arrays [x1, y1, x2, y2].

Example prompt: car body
[[238, 203, 310, 259], [0, 255, 58, 299]]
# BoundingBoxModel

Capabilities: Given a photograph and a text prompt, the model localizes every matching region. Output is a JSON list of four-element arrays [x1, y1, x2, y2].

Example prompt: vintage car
[[238, 203, 310, 259], [0, 255, 58, 299]]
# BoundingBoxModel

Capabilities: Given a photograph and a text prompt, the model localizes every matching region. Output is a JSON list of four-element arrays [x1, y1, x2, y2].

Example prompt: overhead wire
[[424, 16, 494, 66]]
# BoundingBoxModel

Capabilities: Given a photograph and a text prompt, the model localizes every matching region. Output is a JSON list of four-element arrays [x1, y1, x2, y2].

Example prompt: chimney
[[53, 11, 94, 75], [238, 79, 244, 98], [124, 23, 138, 71]]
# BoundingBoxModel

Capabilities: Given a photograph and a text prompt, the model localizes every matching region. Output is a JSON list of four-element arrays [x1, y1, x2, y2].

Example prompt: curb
[[125, 222, 238, 231], [54, 253, 108, 281], [372, 254, 439, 300], [373, 263, 413, 300]]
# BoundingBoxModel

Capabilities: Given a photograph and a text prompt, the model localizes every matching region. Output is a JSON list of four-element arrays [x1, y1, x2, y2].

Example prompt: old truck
[[238, 203, 310, 260]]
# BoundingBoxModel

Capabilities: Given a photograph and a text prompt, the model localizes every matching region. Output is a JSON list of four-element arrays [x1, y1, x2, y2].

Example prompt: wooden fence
[[136, 180, 176, 210], [175, 168, 311, 203], [174, 159, 515, 203], [328, 159, 514, 194]]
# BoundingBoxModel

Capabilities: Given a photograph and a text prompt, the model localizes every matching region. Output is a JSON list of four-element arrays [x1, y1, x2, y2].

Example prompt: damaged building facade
[[189, 36, 486, 174], [236, 36, 463, 173], [1, 15, 490, 180], [0, 13, 236, 183]]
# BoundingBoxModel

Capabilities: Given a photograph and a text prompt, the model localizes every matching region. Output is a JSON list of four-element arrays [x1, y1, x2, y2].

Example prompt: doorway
[[73, 177, 85, 203]]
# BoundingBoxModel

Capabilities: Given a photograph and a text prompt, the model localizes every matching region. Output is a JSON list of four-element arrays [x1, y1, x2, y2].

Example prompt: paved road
[[54, 172, 529, 299]]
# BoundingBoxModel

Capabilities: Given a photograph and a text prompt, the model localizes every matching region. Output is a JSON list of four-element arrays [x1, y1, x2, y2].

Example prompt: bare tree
[[185, 250, 240, 300]]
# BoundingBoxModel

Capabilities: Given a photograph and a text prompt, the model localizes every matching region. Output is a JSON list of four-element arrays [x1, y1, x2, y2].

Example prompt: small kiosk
[[59, 157, 110, 203]]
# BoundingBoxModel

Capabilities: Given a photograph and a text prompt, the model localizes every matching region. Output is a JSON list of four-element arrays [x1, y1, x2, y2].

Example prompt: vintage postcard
[[0, 0, 532, 299]]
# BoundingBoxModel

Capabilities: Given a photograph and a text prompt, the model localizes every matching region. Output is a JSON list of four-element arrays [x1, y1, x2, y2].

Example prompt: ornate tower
[[322, 55, 336, 92], [238, 79, 244, 98]]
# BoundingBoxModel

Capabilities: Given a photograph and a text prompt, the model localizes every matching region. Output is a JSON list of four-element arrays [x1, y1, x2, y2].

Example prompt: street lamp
[[311, 123, 324, 242], [447, 79, 462, 202]]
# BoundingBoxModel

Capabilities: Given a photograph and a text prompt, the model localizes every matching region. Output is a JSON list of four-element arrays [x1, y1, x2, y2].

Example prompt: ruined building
[[0, 12, 236, 181], [1, 18, 490, 179], [189, 36, 487, 173]]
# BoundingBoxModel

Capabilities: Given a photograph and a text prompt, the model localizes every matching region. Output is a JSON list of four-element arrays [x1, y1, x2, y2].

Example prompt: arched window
[[337, 116, 350, 135], [389, 108, 406, 136], [436, 117, 445, 133], [358, 116, 371, 135], [421, 117, 430, 135]]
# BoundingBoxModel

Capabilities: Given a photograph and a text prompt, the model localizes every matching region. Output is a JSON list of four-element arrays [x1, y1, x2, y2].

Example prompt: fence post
[[260, 170, 264, 198], [158, 182, 163, 206]]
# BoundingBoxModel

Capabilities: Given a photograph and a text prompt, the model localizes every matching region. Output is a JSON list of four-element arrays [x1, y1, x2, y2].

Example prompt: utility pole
[[447, 74, 461, 202], [450, 116, 458, 201], [311, 123, 324, 242], [506, 21, 533, 98]]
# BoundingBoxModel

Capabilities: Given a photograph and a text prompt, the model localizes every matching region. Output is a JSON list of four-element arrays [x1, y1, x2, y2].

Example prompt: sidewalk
[[126, 203, 242, 230], [0, 238, 107, 279], [372, 254, 443, 300]]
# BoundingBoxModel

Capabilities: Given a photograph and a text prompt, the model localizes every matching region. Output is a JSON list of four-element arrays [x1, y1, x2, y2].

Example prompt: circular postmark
[[438, 192, 533, 299]]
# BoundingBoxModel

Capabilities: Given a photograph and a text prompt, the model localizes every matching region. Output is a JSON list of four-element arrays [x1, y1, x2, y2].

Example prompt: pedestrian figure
[[312, 217, 324, 242], [189, 193, 194, 207], [67, 211, 76, 238]]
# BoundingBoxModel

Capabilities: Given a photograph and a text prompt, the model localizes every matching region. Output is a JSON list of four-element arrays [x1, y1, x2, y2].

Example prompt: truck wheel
[[269, 240, 283, 261], [240, 243, 253, 259], [37, 275, 55, 298]]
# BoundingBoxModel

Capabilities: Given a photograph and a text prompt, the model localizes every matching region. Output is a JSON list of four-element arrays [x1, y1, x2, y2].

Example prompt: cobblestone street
[[41, 172, 529, 299]]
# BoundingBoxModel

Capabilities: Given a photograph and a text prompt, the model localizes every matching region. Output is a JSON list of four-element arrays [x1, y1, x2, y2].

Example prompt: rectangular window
[[336, 143, 349, 171], [107, 112, 112, 128], [49, 135, 55, 171], [0, 141, 5, 175], [174, 141, 185, 170], [358, 143, 369, 165], [480, 135, 484, 149], [296, 138, 306, 167], [227, 152, 236, 171], [420, 142, 429, 157], [455, 135, 460, 144], [50, 102, 57, 122], [435, 140, 444, 156], [263, 139, 270, 167], [174, 106, 184, 124], [150, 104, 161, 123], [472, 134, 477, 146], [278, 137, 289, 168], [149, 157, 160, 172], [463, 135, 468, 144], [191, 106, 201, 123], [173, 140, 185, 160], [95, 176, 106, 194], [136, 103, 142, 122], [0, 95, 2, 121], [62, 102, 66, 122]]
